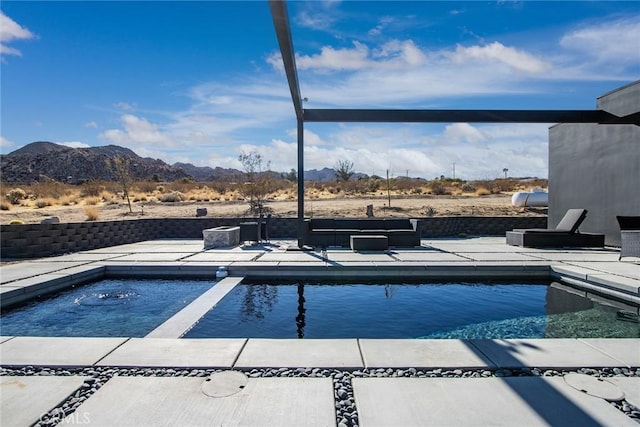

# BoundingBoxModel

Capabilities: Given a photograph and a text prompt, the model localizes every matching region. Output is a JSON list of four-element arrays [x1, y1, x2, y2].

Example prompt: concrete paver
[[353, 376, 637, 426], [470, 339, 624, 369], [360, 339, 494, 369], [97, 338, 247, 368], [579, 338, 640, 368], [0, 337, 127, 366], [1, 376, 88, 426], [608, 377, 640, 408], [182, 252, 261, 262], [68, 376, 334, 426], [235, 339, 363, 368]]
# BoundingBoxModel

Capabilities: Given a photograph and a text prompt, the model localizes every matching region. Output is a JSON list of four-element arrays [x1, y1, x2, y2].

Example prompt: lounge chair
[[617, 216, 640, 260], [506, 208, 604, 248]]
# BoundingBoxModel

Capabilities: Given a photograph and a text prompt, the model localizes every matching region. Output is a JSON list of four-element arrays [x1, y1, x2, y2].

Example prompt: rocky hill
[[1, 142, 190, 184], [1, 141, 349, 184]]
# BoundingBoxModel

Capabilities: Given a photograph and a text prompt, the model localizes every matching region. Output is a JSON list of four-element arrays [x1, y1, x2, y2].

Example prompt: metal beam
[[303, 109, 639, 125], [269, 0, 304, 122]]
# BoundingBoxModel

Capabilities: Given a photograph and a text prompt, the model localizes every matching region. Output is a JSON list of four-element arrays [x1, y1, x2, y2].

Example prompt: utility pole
[[452, 162, 456, 180]]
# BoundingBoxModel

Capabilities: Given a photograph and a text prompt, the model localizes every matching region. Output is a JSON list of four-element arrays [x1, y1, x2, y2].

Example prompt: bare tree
[[334, 159, 355, 182], [107, 156, 133, 213], [238, 151, 273, 216]]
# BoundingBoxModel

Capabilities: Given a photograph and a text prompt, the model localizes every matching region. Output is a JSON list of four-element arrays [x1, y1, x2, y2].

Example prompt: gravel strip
[[2, 366, 639, 427]]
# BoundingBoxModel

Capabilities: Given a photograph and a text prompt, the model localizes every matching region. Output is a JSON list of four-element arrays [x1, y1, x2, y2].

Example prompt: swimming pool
[[183, 281, 639, 339], [0, 278, 214, 337]]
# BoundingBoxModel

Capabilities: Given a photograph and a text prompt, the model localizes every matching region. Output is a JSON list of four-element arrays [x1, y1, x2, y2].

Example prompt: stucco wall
[[549, 81, 640, 246]]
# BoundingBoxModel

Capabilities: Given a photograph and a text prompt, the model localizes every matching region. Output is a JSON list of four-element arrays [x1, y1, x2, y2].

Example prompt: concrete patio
[[1, 237, 639, 426]]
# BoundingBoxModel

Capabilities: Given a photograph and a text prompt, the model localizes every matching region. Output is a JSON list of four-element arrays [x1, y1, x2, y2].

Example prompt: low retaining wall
[[0, 216, 546, 259]]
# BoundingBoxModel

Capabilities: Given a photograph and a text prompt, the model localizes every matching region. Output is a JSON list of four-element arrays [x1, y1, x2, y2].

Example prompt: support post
[[297, 119, 305, 248]]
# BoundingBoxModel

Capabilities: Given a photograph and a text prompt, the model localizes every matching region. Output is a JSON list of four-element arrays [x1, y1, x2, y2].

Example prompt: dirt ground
[[1, 194, 545, 224]]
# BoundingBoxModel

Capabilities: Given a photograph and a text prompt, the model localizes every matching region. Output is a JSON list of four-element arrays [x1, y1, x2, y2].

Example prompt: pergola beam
[[303, 109, 639, 125]]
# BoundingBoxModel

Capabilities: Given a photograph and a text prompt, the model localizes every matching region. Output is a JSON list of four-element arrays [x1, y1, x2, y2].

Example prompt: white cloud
[[444, 123, 487, 144], [84, 121, 98, 129], [58, 141, 90, 149], [100, 114, 175, 147], [113, 102, 136, 111], [0, 135, 16, 150], [450, 41, 551, 74], [560, 16, 640, 66], [0, 12, 35, 59], [297, 41, 370, 71]]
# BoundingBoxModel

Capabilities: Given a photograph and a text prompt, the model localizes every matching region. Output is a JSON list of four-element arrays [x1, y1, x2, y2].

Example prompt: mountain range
[[0, 141, 346, 184]]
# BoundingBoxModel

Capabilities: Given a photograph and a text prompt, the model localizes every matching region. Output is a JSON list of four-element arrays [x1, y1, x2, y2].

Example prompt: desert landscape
[[0, 191, 545, 225]]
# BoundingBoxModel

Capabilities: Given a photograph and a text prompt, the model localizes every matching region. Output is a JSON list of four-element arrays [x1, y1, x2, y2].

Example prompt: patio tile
[[579, 338, 640, 368], [108, 252, 197, 262], [456, 252, 540, 262], [235, 339, 363, 368], [359, 339, 494, 369], [353, 376, 637, 427], [392, 252, 470, 262], [0, 337, 128, 366], [97, 338, 247, 368], [608, 377, 640, 408], [68, 376, 334, 426], [0, 261, 87, 283], [1, 376, 88, 427], [181, 252, 261, 262], [470, 339, 623, 368]]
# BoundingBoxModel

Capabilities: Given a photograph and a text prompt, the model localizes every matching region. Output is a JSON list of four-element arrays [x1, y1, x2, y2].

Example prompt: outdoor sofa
[[302, 218, 421, 248], [506, 208, 604, 248]]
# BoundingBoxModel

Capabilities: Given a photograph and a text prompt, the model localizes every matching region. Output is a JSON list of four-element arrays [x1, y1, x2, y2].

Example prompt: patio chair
[[506, 208, 604, 248], [617, 216, 640, 260]]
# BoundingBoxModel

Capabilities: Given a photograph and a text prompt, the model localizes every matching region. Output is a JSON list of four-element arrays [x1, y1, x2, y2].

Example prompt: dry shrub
[[58, 195, 76, 206], [84, 197, 101, 206], [429, 182, 450, 195], [475, 187, 491, 196], [34, 198, 53, 208], [31, 182, 71, 199], [0, 201, 10, 211], [160, 191, 185, 202], [81, 182, 104, 197], [84, 206, 99, 221], [6, 188, 26, 205]]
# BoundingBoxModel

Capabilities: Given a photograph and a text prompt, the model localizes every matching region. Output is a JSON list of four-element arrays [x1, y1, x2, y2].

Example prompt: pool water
[[0, 279, 214, 337], [184, 281, 640, 339]]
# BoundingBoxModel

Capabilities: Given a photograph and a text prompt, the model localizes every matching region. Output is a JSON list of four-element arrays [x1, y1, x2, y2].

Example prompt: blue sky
[[1, 1, 638, 180]]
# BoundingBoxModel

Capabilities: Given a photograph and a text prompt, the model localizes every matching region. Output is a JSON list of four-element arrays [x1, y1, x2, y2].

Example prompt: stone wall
[[0, 216, 546, 259]]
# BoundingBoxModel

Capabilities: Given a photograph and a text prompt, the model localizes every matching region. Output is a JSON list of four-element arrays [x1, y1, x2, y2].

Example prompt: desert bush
[[6, 188, 26, 205], [160, 191, 185, 202], [0, 201, 10, 211], [31, 182, 71, 199], [425, 206, 437, 217], [8, 219, 24, 225], [81, 181, 104, 197], [135, 181, 158, 194], [84, 197, 101, 206], [429, 182, 450, 195], [58, 195, 75, 206], [34, 199, 53, 208], [84, 206, 99, 221], [475, 187, 491, 196]]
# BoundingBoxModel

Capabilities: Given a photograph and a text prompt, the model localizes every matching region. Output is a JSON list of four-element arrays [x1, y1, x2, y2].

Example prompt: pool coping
[[1, 238, 638, 364]]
